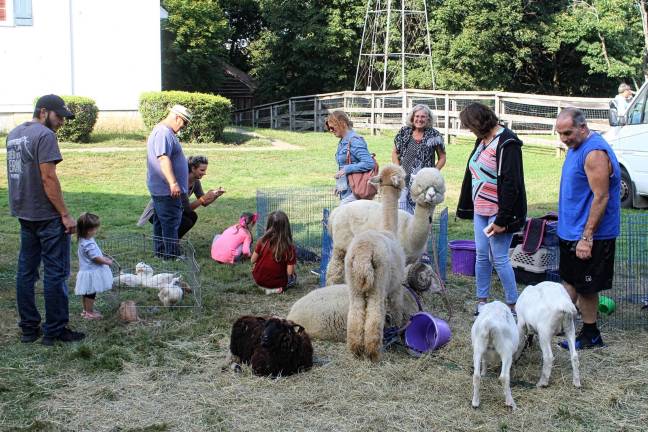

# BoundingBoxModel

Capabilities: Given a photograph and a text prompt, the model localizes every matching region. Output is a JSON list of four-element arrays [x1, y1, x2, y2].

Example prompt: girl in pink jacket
[[211, 212, 257, 264]]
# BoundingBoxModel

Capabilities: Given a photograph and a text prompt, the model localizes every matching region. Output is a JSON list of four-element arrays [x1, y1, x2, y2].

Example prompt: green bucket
[[598, 295, 616, 315]]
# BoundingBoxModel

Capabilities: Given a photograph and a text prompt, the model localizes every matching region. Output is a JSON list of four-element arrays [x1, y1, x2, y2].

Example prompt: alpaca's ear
[[369, 175, 381, 186], [391, 172, 406, 187]]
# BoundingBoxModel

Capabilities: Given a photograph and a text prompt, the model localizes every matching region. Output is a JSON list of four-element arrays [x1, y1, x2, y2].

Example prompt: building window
[[14, 0, 32, 26]]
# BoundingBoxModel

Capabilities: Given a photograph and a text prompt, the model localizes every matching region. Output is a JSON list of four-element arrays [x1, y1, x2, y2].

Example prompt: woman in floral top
[[392, 104, 446, 213]]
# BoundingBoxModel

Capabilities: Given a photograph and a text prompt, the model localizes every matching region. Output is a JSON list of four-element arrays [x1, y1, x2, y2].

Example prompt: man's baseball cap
[[170, 104, 192, 123], [618, 83, 634, 94], [35, 94, 75, 119]]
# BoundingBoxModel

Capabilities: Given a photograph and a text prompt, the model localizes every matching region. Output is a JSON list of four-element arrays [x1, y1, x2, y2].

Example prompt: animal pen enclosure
[[98, 234, 201, 313], [256, 187, 448, 287]]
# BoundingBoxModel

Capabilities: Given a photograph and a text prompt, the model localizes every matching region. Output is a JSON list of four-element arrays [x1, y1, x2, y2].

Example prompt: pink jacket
[[211, 224, 252, 264]]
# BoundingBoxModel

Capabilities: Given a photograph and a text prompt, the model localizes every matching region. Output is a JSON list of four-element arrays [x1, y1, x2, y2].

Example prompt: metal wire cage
[[531, 213, 648, 330], [602, 213, 648, 329], [97, 233, 201, 313], [319, 206, 449, 287], [256, 187, 448, 277]]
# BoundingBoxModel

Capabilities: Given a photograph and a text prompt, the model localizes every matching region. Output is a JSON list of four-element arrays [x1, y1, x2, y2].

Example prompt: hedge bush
[[56, 96, 98, 143], [139, 91, 232, 142]]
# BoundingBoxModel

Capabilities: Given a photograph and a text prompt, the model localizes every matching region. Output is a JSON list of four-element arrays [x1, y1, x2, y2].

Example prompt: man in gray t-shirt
[[6, 94, 85, 346], [145, 104, 192, 259]]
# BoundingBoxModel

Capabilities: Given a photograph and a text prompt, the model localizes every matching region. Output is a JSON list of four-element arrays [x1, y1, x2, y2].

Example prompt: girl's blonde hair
[[77, 212, 101, 240], [325, 110, 353, 132], [259, 210, 294, 262], [406, 104, 435, 128]]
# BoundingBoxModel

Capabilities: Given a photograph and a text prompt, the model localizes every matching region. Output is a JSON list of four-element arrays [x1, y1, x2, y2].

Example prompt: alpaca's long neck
[[407, 203, 435, 250], [381, 186, 400, 234]]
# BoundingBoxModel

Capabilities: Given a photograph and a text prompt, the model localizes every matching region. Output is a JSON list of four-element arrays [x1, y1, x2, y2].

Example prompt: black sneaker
[[559, 329, 604, 350], [20, 328, 42, 343], [41, 328, 86, 346]]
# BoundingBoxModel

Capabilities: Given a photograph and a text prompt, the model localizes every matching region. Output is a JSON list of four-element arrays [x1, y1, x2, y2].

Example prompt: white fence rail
[[233, 89, 611, 147]]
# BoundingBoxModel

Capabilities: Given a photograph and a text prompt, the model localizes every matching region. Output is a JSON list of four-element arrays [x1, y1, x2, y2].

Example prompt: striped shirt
[[469, 129, 503, 216]]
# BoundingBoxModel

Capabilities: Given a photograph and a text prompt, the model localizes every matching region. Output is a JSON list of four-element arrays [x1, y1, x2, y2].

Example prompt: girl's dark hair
[[259, 210, 294, 262], [459, 103, 500, 139], [188, 155, 208, 171], [234, 212, 256, 235], [77, 212, 101, 239]]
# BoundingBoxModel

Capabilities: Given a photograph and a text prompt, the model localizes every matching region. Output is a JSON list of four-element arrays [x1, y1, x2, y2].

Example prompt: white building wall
[[0, 0, 161, 115]]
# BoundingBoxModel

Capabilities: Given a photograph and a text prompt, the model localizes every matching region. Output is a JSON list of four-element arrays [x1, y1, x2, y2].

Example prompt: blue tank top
[[558, 133, 621, 241]]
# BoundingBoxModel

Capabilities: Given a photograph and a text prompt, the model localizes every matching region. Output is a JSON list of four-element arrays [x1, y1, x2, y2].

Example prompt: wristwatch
[[580, 235, 593, 243]]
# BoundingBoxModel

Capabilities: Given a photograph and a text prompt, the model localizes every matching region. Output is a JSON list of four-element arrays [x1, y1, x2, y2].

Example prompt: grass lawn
[[0, 128, 646, 431]]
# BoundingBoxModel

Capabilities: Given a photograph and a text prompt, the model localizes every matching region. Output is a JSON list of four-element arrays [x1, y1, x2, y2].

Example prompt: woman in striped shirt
[[456, 103, 527, 316]]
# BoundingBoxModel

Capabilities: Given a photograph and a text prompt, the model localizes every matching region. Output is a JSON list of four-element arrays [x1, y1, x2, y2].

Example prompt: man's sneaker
[[559, 330, 604, 350], [41, 328, 86, 346], [20, 328, 42, 343]]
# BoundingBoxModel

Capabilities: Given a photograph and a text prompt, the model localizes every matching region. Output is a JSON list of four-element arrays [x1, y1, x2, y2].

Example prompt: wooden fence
[[233, 89, 611, 148]]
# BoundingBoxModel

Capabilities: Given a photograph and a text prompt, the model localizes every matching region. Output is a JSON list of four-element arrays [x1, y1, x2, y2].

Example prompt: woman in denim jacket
[[326, 111, 375, 204]]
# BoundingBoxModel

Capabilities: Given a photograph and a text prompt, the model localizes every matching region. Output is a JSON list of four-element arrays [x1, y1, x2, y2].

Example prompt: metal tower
[[353, 0, 436, 92]]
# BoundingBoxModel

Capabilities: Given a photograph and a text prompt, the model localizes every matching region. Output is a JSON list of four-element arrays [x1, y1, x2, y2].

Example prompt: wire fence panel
[[603, 213, 648, 329], [98, 234, 201, 313], [256, 187, 448, 286]]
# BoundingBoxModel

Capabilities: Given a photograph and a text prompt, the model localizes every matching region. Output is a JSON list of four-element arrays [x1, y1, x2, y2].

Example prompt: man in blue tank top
[[555, 108, 621, 350]]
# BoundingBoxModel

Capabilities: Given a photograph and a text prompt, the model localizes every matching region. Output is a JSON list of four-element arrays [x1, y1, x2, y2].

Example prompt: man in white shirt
[[613, 83, 634, 114]]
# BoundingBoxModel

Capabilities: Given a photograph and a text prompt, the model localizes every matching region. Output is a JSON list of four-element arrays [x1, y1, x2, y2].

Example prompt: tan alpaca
[[345, 164, 407, 362], [326, 167, 445, 285]]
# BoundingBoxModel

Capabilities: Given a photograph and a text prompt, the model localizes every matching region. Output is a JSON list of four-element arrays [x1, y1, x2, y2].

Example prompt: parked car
[[606, 81, 648, 209]]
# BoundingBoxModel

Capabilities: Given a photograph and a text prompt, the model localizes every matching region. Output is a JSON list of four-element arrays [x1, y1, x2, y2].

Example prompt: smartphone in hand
[[483, 224, 495, 238]]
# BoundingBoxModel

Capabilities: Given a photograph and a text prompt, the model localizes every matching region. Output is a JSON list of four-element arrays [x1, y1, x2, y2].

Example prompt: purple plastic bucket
[[449, 240, 476, 276], [404, 312, 452, 356]]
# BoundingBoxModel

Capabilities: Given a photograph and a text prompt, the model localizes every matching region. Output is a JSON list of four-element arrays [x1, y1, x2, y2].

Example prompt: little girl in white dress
[[75, 213, 113, 320]]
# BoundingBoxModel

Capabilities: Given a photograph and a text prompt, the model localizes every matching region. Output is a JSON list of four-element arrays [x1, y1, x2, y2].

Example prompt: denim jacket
[[335, 130, 375, 199]]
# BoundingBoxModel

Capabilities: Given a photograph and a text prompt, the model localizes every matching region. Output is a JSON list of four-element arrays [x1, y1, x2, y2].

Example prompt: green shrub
[[57, 96, 99, 143], [139, 91, 232, 142]]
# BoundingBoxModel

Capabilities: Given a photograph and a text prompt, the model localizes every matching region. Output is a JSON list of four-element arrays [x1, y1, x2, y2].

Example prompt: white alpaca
[[287, 264, 432, 342], [326, 167, 445, 285], [158, 277, 184, 307], [514, 281, 581, 388], [471, 301, 519, 410], [345, 164, 407, 362]]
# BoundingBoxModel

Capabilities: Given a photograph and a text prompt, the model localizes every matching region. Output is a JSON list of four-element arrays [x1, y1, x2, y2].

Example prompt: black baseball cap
[[35, 94, 75, 119]]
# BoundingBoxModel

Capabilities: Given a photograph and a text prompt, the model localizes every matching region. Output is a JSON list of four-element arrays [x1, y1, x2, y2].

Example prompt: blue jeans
[[16, 218, 71, 337], [151, 195, 183, 258], [473, 214, 518, 304]]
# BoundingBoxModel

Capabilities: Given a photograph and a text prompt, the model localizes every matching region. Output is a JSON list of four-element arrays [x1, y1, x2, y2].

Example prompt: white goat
[[514, 281, 581, 388], [471, 301, 519, 410]]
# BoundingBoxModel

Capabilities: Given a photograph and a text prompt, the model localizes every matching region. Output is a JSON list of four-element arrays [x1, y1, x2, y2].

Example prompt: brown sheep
[[229, 316, 314, 377], [230, 315, 266, 365]]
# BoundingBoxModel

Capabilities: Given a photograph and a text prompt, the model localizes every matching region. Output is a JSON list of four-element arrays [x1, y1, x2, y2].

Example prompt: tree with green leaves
[[161, 0, 229, 92], [220, 0, 264, 71], [248, 0, 366, 102]]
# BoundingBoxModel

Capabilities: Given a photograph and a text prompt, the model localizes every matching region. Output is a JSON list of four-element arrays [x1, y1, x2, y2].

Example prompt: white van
[[605, 80, 648, 208]]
